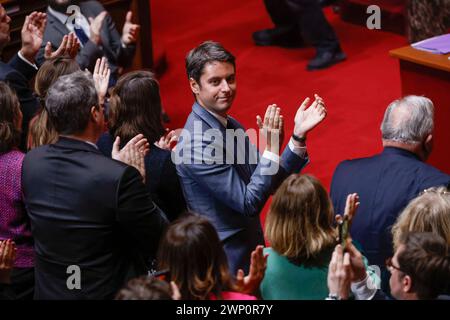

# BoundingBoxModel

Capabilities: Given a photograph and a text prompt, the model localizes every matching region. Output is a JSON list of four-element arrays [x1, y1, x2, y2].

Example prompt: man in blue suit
[[330, 95, 450, 290], [176, 41, 327, 274]]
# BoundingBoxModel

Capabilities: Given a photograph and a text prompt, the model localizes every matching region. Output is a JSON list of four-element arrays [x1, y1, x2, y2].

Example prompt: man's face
[[190, 61, 236, 117], [0, 5, 11, 50], [389, 245, 407, 300], [48, 0, 76, 13]]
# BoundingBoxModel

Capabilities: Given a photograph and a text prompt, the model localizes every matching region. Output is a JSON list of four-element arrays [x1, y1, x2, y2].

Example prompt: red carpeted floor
[[150, 0, 408, 220]]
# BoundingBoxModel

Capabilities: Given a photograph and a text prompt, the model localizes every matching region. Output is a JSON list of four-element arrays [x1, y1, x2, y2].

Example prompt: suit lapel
[[46, 9, 70, 38]]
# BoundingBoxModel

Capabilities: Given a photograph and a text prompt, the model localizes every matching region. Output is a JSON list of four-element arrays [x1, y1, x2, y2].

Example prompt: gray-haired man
[[330, 95, 450, 292]]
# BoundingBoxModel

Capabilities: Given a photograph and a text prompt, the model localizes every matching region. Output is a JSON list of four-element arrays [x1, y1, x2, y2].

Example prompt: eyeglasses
[[385, 257, 404, 273]]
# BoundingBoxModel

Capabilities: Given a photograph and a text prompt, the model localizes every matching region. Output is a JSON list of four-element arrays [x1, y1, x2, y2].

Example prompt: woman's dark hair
[[157, 213, 235, 300], [109, 70, 165, 144], [0, 82, 21, 152]]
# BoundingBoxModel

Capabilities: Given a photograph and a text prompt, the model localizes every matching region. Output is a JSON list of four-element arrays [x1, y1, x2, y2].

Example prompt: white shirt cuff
[[18, 51, 38, 70], [262, 150, 280, 164], [351, 273, 378, 300], [288, 138, 307, 159]]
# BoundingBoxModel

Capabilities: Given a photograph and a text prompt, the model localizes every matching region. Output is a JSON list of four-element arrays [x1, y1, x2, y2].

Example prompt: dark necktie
[[226, 118, 252, 184], [73, 26, 89, 46]]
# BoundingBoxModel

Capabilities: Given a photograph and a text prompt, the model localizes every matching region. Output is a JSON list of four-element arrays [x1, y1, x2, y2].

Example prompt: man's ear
[[424, 134, 433, 151], [402, 275, 413, 293], [189, 77, 200, 95], [90, 106, 101, 123]]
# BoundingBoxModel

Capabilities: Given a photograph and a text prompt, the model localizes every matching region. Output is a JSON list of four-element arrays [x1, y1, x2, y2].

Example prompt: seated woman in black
[[97, 71, 186, 221]]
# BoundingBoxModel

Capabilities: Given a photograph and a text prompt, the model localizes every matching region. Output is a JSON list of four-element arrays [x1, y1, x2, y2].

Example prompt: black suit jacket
[[97, 132, 187, 222], [37, 1, 136, 79], [22, 137, 168, 300], [0, 53, 39, 150]]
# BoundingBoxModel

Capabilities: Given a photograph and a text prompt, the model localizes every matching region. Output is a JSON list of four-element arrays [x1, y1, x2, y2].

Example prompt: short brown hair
[[0, 82, 21, 152], [392, 187, 450, 250], [109, 71, 165, 145], [265, 174, 336, 262], [397, 232, 450, 299], [115, 276, 172, 300], [157, 214, 235, 300]]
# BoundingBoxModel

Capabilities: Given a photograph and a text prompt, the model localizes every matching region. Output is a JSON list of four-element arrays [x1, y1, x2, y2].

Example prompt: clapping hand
[[327, 244, 352, 300], [112, 134, 149, 183], [121, 11, 140, 45], [44, 32, 80, 60], [20, 12, 47, 63], [155, 129, 178, 151], [235, 245, 267, 295], [88, 11, 107, 45], [0, 239, 16, 284], [293, 94, 327, 141], [93, 57, 111, 106], [257, 104, 285, 154]]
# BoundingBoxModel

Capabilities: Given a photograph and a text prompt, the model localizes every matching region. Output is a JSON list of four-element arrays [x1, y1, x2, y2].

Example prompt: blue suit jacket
[[330, 147, 450, 268], [176, 103, 308, 273]]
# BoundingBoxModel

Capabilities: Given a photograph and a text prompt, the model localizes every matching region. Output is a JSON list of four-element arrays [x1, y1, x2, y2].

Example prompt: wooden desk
[[390, 46, 450, 173]]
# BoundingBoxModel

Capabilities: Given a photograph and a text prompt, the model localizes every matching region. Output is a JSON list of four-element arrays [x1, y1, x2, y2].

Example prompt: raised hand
[[121, 11, 140, 45], [293, 94, 327, 139], [257, 104, 284, 154], [327, 244, 351, 300], [112, 134, 149, 182], [88, 11, 107, 45], [44, 32, 80, 60], [335, 193, 360, 228], [0, 239, 16, 284], [93, 57, 110, 105], [155, 129, 178, 151], [20, 12, 47, 63], [235, 245, 267, 294]]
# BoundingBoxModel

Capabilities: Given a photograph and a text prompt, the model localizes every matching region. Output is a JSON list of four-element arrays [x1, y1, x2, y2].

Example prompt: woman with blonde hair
[[261, 174, 371, 299], [392, 186, 450, 250], [28, 57, 80, 149]]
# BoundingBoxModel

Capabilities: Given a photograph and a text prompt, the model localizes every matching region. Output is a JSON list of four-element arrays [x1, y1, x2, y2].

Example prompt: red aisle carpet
[[150, 0, 407, 221]]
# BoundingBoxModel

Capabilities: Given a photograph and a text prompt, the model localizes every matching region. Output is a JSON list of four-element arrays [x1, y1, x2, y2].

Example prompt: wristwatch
[[326, 293, 341, 300], [292, 133, 306, 143]]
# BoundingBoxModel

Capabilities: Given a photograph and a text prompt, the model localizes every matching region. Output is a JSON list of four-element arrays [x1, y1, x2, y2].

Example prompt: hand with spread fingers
[[44, 32, 80, 60], [93, 57, 111, 106], [155, 129, 178, 151], [20, 11, 47, 63], [0, 239, 16, 284], [293, 94, 327, 144], [335, 193, 360, 230], [112, 134, 149, 182], [235, 245, 268, 295], [257, 104, 285, 154], [327, 244, 352, 300], [121, 11, 140, 46]]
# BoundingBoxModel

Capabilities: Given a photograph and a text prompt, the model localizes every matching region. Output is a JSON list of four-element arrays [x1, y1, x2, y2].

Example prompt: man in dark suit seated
[[176, 41, 328, 274], [21, 71, 168, 300], [330, 95, 450, 291], [37, 0, 139, 85]]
